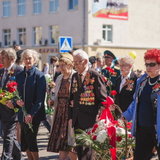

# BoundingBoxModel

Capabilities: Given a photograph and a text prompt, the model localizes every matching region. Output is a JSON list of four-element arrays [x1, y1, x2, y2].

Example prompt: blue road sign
[[59, 36, 73, 53]]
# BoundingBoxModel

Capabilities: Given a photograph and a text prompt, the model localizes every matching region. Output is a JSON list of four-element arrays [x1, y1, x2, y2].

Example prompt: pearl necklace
[[148, 78, 158, 86]]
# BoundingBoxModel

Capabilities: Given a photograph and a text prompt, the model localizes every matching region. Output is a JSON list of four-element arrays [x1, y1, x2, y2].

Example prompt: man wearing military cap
[[101, 50, 120, 95]]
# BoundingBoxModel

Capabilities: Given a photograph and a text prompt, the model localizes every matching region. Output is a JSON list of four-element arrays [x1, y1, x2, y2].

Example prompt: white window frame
[[17, 0, 26, 16], [49, 0, 59, 13], [3, 29, 11, 47], [49, 25, 59, 45], [68, 0, 78, 10], [33, 0, 42, 14], [33, 26, 42, 46], [102, 25, 113, 42], [2, 1, 11, 17], [17, 28, 26, 45]]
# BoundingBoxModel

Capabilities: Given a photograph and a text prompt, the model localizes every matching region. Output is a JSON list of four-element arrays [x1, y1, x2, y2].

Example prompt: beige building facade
[[0, 0, 160, 70]]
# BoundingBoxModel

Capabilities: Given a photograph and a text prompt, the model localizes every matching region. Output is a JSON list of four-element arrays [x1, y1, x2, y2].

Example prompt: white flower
[[116, 127, 126, 135], [96, 130, 107, 143], [97, 120, 106, 127]]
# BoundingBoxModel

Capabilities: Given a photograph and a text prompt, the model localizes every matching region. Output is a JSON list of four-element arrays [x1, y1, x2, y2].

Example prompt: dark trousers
[[0, 121, 3, 137], [42, 120, 51, 132], [0, 107, 22, 160], [1, 120, 22, 160], [134, 126, 160, 160]]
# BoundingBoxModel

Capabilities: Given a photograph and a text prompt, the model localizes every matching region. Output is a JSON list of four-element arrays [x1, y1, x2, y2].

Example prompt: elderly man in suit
[[69, 49, 107, 160], [0, 48, 23, 160]]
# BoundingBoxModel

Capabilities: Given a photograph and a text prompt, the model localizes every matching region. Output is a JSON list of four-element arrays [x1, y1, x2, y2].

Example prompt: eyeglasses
[[73, 60, 84, 64], [145, 63, 157, 67], [104, 56, 113, 59]]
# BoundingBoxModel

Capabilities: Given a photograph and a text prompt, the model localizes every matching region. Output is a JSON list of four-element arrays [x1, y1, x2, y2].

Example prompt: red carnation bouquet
[[76, 97, 135, 160], [0, 81, 20, 112], [0, 81, 33, 132]]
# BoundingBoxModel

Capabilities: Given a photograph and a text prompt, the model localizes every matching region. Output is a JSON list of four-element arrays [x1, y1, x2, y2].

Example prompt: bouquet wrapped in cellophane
[[76, 97, 135, 160]]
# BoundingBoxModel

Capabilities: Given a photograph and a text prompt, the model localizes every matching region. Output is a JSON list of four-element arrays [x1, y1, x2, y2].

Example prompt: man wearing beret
[[101, 50, 120, 95]]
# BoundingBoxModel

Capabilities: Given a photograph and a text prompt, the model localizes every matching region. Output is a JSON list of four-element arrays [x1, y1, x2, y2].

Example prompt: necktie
[[1, 69, 8, 88]]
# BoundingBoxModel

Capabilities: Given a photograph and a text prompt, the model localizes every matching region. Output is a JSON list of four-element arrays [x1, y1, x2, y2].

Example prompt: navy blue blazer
[[16, 66, 46, 124]]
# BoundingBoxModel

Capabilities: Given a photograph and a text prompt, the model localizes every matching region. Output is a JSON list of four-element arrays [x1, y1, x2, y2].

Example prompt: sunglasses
[[145, 62, 157, 67]]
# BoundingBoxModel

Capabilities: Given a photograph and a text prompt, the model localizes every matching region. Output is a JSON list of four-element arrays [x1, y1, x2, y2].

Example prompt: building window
[[33, 27, 42, 46], [49, 25, 59, 44], [33, 0, 42, 14], [102, 25, 113, 42], [49, 0, 59, 13], [2, 1, 11, 17], [3, 29, 11, 46], [17, 0, 26, 16], [68, 0, 78, 10], [18, 28, 26, 45]]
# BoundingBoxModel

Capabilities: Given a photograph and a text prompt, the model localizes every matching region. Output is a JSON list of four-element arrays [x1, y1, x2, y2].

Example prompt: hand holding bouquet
[[0, 81, 33, 132]]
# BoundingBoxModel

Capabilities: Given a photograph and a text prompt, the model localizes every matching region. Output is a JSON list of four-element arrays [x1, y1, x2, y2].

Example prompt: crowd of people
[[0, 46, 159, 160]]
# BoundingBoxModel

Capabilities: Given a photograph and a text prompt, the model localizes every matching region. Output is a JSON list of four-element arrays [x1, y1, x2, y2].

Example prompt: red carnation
[[92, 135, 97, 140], [106, 67, 115, 73], [111, 90, 117, 96], [0, 64, 3, 69], [92, 124, 98, 133], [116, 136, 122, 142], [8, 88, 16, 93], [128, 134, 133, 138], [6, 82, 18, 93], [126, 122, 132, 130]]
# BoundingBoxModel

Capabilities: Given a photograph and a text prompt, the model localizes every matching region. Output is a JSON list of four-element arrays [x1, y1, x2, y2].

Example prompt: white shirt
[[79, 66, 89, 82]]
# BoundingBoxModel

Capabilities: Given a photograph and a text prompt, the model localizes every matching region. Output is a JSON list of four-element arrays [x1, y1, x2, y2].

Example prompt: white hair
[[21, 49, 40, 64], [119, 56, 135, 66], [1, 48, 17, 61], [73, 49, 89, 62]]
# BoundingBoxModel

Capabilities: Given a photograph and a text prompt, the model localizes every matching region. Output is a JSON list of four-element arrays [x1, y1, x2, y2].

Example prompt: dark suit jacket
[[0, 64, 23, 122], [114, 71, 137, 113], [101, 66, 120, 88], [69, 69, 107, 130], [16, 66, 46, 124]]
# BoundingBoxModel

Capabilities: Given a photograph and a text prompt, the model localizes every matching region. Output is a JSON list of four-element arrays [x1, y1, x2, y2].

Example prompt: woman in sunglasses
[[123, 49, 160, 160]]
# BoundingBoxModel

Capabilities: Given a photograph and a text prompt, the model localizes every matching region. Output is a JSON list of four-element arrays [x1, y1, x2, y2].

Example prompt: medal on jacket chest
[[79, 72, 95, 106]]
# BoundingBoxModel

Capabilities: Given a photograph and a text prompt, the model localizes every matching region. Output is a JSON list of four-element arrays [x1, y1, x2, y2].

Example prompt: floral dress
[[47, 78, 70, 152]]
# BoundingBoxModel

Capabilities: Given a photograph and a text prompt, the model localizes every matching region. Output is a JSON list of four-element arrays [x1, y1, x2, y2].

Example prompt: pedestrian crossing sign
[[59, 36, 73, 53]]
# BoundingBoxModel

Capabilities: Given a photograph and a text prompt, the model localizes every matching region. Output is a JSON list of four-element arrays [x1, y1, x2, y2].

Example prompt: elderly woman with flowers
[[16, 49, 46, 160], [123, 49, 160, 160]]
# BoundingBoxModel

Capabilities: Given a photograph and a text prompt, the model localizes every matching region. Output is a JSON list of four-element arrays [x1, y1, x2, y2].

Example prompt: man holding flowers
[[0, 48, 23, 160]]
